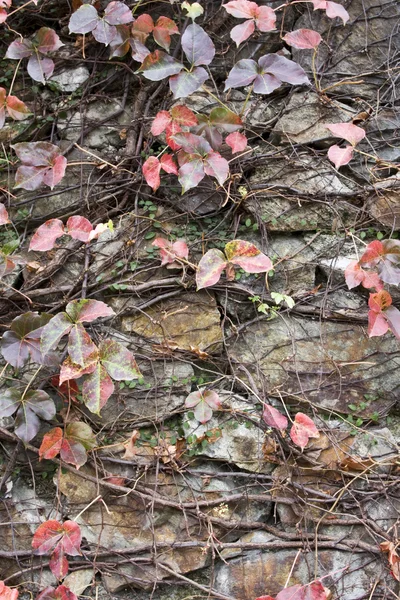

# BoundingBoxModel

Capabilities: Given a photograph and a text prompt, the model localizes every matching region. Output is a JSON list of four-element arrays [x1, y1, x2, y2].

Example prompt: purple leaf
[[253, 72, 281, 94], [224, 59, 258, 90], [258, 54, 310, 85], [42, 155, 67, 189], [181, 23, 215, 66], [196, 248, 227, 290], [204, 151, 229, 185], [99, 339, 141, 380], [1, 312, 56, 368], [185, 389, 221, 423], [0, 389, 23, 418], [92, 20, 118, 45], [104, 1, 133, 25], [385, 306, 400, 340], [169, 66, 208, 99], [27, 55, 55, 84], [12, 141, 59, 166], [139, 50, 184, 81], [6, 38, 33, 59], [14, 166, 47, 190], [68, 5, 99, 34]]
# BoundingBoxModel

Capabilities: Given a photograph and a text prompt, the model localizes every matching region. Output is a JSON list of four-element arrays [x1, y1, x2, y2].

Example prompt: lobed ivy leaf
[[99, 339, 141, 381], [290, 413, 320, 448], [13, 142, 67, 191], [344, 260, 383, 291], [40, 313, 73, 356], [185, 389, 221, 423], [368, 291, 400, 340], [0, 389, 56, 443], [69, 2, 133, 46], [224, 1, 276, 46], [40, 422, 96, 468], [1, 311, 57, 368], [37, 585, 78, 600], [225, 54, 309, 94], [203, 151, 229, 186], [33, 520, 81, 580], [360, 240, 400, 285], [152, 237, 188, 268]]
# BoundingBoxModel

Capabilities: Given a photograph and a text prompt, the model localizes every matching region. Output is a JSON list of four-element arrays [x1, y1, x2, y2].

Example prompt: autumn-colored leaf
[[0, 203, 9, 225], [326, 122, 366, 146], [32, 520, 82, 555], [65, 299, 115, 323], [290, 413, 320, 448], [225, 240, 273, 273], [36, 585, 78, 600], [283, 29, 322, 49], [1, 311, 57, 368], [29, 219, 65, 251], [39, 427, 63, 461], [327, 144, 353, 169], [262, 404, 288, 430], [380, 541, 400, 582], [143, 156, 161, 191], [225, 131, 247, 153], [0, 581, 19, 600], [196, 248, 227, 290]]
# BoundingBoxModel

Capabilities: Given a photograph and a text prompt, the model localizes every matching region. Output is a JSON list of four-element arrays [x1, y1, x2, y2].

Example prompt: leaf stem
[[8, 59, 22, 96], [21, 365, 43, 401]]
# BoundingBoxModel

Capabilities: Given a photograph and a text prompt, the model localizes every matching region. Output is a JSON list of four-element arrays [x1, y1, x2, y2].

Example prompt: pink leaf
[[254, 5, 276, 31], [143, 156, 161, 191], [359, 240, 385, 266], [37, 585, 78, 600], [87, 222, 109, 242], [226, 131, 248, 153], [42, 155, 67, 190], [283, 29, 323, 49], [326, 122, 365, 146], [230, 19, 255, 46], [170, 105, 198, 127], [225, 240, 273, 273], [196, 248, 227, 290], [0, 203, 9, 225], [223, 0, 258, 19], [35, 27, 64, 54], [262, 404, 288, 430], [65, 298, 115, 323], [66, 216, 93, 242], [0, 581, 19, 600], [177, 156, 205, 192], [160, 153, 178, 175], [185, 389, 221, 423], [151, 110, 171, 136], [327, 144, 353, 168], [385, 306, 400, 341], [6, 95, 31, 121], [204, 151, 229, 186], [325, 1, 349, 24], [368, 310, 388, 338], [344, 260, 364, 289], [0, 8, 8, 23], [290, 413, 320, 448], [29, 219, 65, 251]]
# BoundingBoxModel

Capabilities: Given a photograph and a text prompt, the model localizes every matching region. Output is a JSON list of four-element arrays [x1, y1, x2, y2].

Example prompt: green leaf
[[99, 340, 141, 380]]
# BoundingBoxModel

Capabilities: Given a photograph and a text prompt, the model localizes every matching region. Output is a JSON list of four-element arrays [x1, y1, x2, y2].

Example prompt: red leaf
[[177, 155, 205, 192], [327, 144, 353, 168], [196, 248, 227, 290], [39, 427, 63, 461], [263, 404, 288, 430], [312, 0, 349, 24], [153, 237, 188, 266], [326, 123, 365, 146], [203, 151, 229, 185], [153, 16, 179, 51], [68, 323, 99, 367], [49, 545, 69, 580], [29, 219, 65, 251], [82, 363, 114, 414], [290, 413, 320, 448], [131, 13, 154, 43], [59, 356, 97, 385], [42, 154, 67, 189], [0, 581, 19, 600], [160, 153, 178, 175], [225, 131, 247, 153], [0, 203, 10, 225], [60, 438, 88, 468], [32, 520, 81, 556], [166, 120, 182, 150], [283, 29, 322, 49], [143, 156, 161, 191], [66, 216, 93, 242], [344, 260, 364, 289], [170, 105, 198, 127], [37, 585, 78, 600]]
